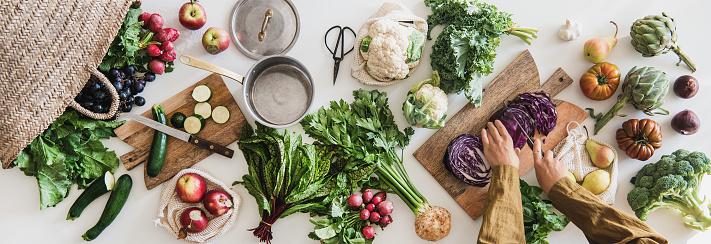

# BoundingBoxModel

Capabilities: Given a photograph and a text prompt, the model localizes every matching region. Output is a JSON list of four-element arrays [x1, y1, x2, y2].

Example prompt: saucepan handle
[[179, 55, 245, 84]]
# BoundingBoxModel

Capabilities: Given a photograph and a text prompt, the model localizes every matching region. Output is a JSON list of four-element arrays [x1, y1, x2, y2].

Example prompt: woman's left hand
[[481, 120, 521, 169]]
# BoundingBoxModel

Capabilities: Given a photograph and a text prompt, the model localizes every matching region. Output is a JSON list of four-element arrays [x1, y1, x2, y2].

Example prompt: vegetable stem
[[672, 46, 697, 72], [593, 95, 629, 134]]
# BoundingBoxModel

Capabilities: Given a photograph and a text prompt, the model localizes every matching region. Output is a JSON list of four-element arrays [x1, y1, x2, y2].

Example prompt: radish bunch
[[348, 190, 394, 239], [137, 12, 180, 74]]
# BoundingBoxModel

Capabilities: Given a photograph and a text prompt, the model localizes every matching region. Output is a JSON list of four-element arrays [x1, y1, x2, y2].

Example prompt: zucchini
[[170, 112, 187, 129], [194, 102, 212, 119], [184, 114, 206, 134], [67, 171, 115, 220], [212, 106, 230, 124], [192, 85, 212, 102], [147, 104, 168, 178], [82, 174, 132, 241]]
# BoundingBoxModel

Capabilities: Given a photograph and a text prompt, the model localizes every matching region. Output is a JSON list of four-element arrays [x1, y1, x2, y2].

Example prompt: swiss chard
[[14, 109, 124, 210], [520, 179, 569, 244]]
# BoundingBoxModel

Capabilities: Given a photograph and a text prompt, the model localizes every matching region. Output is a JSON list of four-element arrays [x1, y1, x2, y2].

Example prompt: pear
[[583, 21, 618, 63], [582, 170, 611, 195], [567, 171, 578, 182], [584, 127, 614, 169]]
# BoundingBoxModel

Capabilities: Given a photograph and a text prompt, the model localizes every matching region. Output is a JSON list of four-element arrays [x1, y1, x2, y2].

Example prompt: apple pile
[[137, 12, 180, 75], [348, 190, 394, 239], [175, 0, 230, 55], [175, 173, 233, 237]]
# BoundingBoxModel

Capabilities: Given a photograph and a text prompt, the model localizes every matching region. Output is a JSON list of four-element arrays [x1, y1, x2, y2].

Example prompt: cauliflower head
[[403, 71, 448, 129], [360, 19, 425, 80]]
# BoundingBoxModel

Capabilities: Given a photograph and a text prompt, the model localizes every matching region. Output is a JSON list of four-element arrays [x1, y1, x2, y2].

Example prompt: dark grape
[[126, 95, 134, 104], [118, 103, 125, 112], [109, 68, 121, 80], [112, 81, 123, 91], [123, 65, 136, 77], [143, 72, 156, 82], [117, 70, 126, 80], [90, 82, 101, 92], [124, 78, 133, 88], [122, 86, 131, 95], [133, 82, 145, 94], [123, 103, 133, 112], [119, 91, 129, 101], [95, 92, 106, 100], [93, 104, 103, 113], [102, 105, 109, 113], [134, 96, 146, 106], [82, 101, 94, 108]]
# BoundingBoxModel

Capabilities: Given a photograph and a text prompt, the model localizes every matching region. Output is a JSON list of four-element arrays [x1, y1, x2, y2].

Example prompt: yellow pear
[[585, 127, 614, 168], [567, 171, 578, 182], [582, 170, 611, 195]]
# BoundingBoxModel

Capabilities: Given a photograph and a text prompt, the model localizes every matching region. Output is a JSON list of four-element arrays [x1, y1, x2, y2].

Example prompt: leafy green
[[520, 179, 569, 244], [360, 36, 372, 53], [425, 0, 538, 105], [14, 109, 125, 210], [308, 196, 375, 244], [403, 71, 448, 128], [99, 8, 144, 72], [407, 31, 425, 63]]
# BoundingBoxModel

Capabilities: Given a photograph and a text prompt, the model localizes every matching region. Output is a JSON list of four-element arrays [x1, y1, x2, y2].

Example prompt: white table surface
[[2, 0, 710, 243]]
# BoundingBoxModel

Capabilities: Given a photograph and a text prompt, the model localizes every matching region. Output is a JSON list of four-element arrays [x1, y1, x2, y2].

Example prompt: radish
[[159, 50, 176, 62], [369, 211, 381, 222], [149, 58, 165, 75], [362, 226, 375, 239], [152, 28, 180, 43], [366, 203, 375, 212], [362, 190, 373, 203], [138, 12, 151, 29], [374, 192, 387, 201], [360, 209, 370, 221], [146, 44, 161, 57], [347, 194, 363, 210], [378, 215, 392, 227], [377, 201, 393, 216], [161, 41, 174, 52], [147, 14, 164, 33]]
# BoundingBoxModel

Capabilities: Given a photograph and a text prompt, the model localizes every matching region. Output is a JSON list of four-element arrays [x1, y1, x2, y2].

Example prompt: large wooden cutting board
[[413, 50, 588, 220], [114, 73, 246, 190]]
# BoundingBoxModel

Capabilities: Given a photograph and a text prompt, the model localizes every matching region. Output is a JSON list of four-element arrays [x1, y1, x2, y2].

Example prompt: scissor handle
[[324, 25, 356, 60]]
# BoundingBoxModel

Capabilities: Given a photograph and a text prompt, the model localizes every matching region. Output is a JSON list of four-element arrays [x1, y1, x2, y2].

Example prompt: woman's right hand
[[532, 138, 569, 195]]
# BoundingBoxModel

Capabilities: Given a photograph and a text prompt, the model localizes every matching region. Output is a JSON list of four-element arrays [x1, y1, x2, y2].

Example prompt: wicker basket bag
[[0, 0, 136, 169]]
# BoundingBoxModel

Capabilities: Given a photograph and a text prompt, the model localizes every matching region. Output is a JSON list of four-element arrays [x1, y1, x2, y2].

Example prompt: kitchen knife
[[122, 113, 234, 158], [513, 118, 542, 158]]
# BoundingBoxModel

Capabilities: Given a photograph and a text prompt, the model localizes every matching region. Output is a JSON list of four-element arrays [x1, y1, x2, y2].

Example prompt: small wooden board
[[412, 50, 588, 220], [114, 73, 246, 190]]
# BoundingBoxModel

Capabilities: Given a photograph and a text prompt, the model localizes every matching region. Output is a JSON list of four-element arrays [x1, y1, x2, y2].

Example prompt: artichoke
[[590, 66, 669, 134], [630, 13, 696, 72]]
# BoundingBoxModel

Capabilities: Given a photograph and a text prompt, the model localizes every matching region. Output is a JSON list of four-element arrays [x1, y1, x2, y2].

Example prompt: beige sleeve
[[477, 165, 526, 244]]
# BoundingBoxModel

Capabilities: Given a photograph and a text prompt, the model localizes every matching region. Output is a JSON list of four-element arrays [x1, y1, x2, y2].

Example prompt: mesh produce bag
[[553, 122, 618, 205], [155, 168, 241, 243]]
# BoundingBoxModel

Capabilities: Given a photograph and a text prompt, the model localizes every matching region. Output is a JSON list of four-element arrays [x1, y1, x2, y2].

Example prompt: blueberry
[[112, 81, 123, 91], [123, 103, 133, 112], [134, 96, 146, 106], [143, 72, 156, 82], [123, 65, 136, 77]]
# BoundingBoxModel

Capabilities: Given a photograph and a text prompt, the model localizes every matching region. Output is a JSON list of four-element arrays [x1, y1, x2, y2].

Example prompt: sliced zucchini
[[212, 106, 230, 124], [192, 85, 212, 102], [184, 114, 206, 134], [194, 102, 212, 119], [170, 112, 187, 129]]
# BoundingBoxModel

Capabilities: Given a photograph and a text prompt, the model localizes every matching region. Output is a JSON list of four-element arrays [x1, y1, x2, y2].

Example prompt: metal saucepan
[[180, 55, 313, 128]]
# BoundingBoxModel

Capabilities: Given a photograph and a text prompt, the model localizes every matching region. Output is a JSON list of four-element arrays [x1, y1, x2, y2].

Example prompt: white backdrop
[[1, 0, 710, 243]]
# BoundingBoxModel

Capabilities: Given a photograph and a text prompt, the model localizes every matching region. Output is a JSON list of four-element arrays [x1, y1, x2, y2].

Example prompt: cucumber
[[67, 171, 115, 220], [147, 104, 168, 178], [192, 85, 212, 102], [194, 102, 212, 119], [82, 174, 132, 241], [170, 112, 187, 129], [184, 114, 206, 134], [212, 106, 230, 124]]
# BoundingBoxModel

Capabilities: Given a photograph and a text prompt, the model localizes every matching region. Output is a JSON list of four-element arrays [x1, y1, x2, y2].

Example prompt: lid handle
[[258, 9, 273, 42]]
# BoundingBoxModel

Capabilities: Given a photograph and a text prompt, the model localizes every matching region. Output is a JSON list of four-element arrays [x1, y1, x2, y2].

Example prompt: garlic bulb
[[559, 19, 582, 41]]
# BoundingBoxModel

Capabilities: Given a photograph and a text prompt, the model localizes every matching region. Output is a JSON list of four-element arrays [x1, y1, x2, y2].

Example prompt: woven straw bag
[[0, 0, 136, 169], [351, 2, 427, 86], [553, 122, 619, 205], [156, 168, 241, 243]]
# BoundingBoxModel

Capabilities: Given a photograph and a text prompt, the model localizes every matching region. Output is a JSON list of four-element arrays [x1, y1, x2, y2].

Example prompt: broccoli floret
[[627, 149, 711, 231]]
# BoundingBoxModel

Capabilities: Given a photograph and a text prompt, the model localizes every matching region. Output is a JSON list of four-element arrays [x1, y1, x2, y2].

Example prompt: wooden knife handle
[[188, 135, 234, 158]]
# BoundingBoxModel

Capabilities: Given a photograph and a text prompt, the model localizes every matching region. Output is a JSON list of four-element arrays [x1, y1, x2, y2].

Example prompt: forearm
[[477, 165, 525, 244], [548, 177, 668, 244]]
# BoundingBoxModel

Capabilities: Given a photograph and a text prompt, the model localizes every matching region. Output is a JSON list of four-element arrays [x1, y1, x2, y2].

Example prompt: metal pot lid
[[230, 0, 300, 60]]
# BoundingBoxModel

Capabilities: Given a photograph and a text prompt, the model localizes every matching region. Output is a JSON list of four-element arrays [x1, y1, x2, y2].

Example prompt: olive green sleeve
[[477, 165, 525, 244], [548, 177, 669, 244]]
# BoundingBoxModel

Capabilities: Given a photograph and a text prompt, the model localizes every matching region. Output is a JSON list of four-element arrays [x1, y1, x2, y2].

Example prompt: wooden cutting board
[[412, 50, 588, 220], [114, 73, 246, 190]]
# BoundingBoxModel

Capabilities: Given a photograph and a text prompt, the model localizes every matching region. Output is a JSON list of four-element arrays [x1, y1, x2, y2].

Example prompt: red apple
[[179, 207, 208, 233], [147, 13, 164, 33], [179, 0, 207, 30], [202, 27, 230, 54], [202, 189, 233, 216], [176, 173, 206, 203]]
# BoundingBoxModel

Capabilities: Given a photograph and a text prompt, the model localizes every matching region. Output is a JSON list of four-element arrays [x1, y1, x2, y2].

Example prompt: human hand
[[481, 120, 521, 169], [532, 138, 569, 195]]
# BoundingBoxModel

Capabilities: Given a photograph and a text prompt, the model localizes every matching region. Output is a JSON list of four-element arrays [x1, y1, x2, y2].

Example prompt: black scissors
[[324, 25, 356, 85]]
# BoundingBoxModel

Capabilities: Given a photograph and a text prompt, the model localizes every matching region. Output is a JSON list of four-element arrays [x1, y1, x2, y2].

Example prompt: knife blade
[[122, 113, 234, 158], [513, 118, 541, 158]]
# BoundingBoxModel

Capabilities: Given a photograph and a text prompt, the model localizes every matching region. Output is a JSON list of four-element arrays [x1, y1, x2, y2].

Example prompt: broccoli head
[[627, 149, 711, 231]]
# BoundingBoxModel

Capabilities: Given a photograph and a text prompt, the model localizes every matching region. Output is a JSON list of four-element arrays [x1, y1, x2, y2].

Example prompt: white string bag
[[351, 2, 428, 86], [155, 168, 241, 243], [552, 122, 618, 205]]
